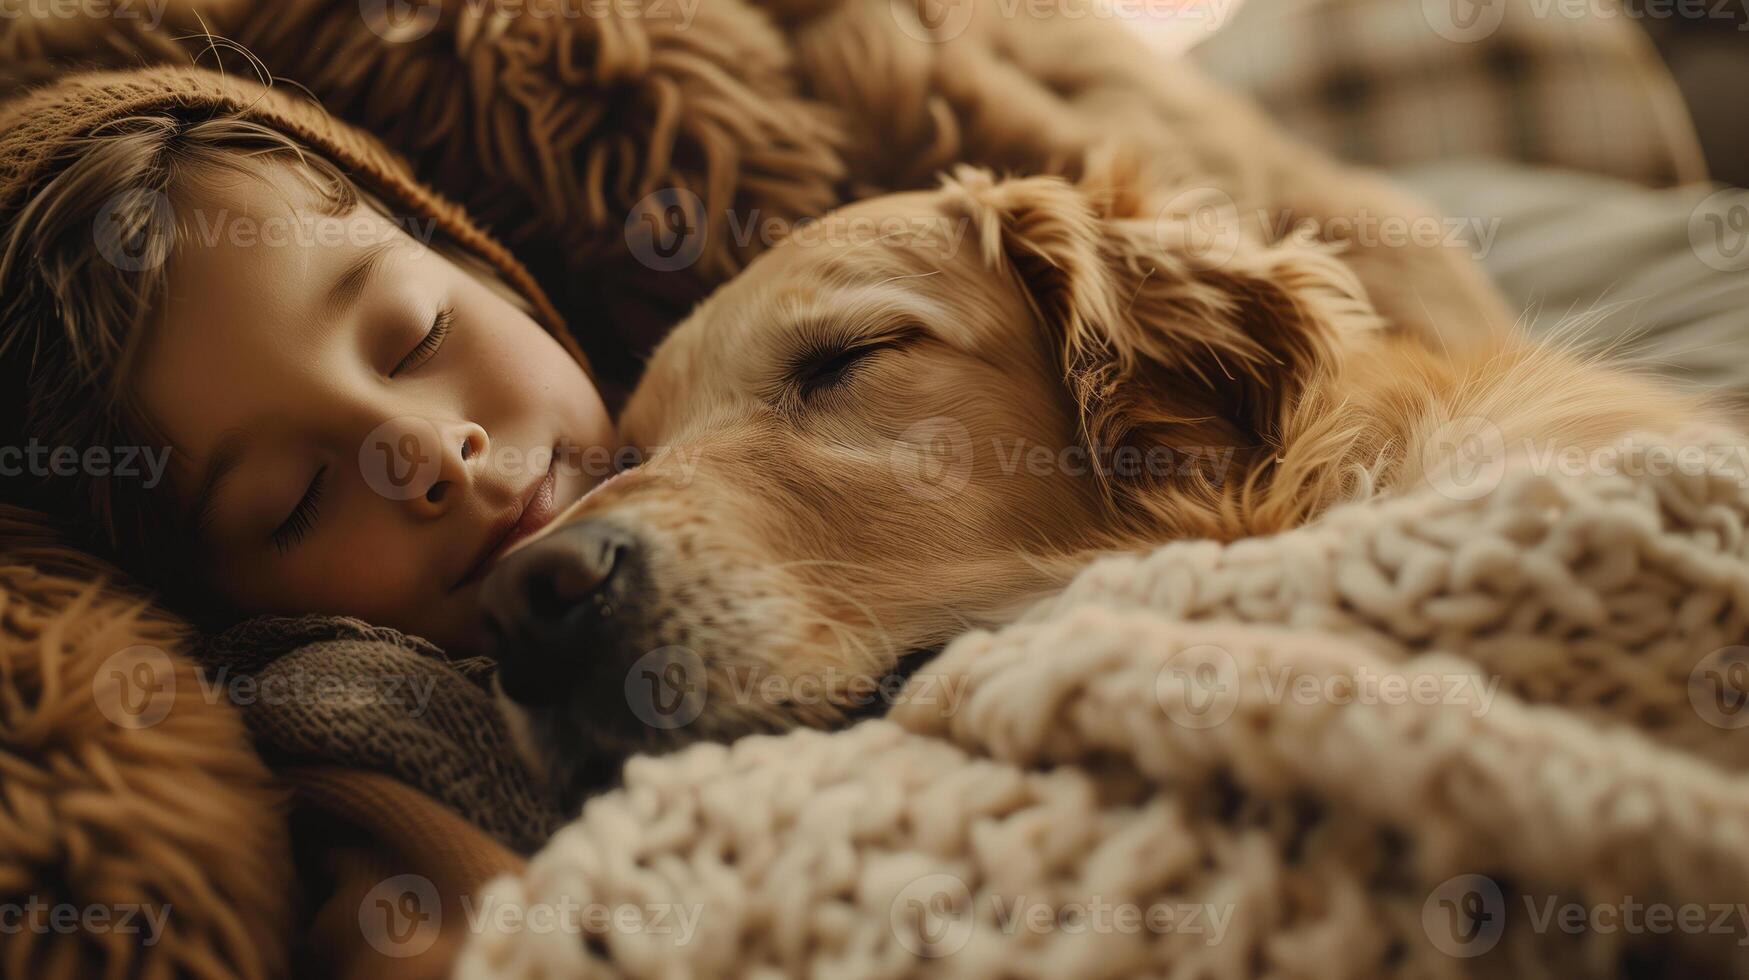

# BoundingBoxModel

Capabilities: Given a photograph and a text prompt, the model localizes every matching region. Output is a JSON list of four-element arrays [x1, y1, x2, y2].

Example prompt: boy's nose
[[402, 421, 486, 517], [479, 518, 645, 707]]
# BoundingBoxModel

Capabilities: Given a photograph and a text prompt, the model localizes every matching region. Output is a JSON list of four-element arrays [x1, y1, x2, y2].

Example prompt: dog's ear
[[943, 165, 1381, 529]]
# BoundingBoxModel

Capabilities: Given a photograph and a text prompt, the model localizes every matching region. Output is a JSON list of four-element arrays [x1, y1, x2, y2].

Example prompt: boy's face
[[135, 166, 612, 652]]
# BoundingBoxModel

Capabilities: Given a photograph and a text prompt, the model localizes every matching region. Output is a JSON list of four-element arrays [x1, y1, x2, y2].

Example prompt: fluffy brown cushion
[[0, 525, 294, 980]]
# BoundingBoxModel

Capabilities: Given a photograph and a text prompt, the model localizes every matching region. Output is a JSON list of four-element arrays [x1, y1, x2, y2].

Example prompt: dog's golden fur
[[511, 160, 1716, 771]]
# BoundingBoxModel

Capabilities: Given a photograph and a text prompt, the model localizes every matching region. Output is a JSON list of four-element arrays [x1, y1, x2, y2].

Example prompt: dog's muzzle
[[479, 518, 647, 711]]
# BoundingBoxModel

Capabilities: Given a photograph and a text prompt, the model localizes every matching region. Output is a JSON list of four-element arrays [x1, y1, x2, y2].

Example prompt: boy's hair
[[0, 110, 530, 618]]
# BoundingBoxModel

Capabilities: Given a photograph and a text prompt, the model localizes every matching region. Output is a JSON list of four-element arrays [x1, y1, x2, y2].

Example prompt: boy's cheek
[[214, 522, 430, 623]]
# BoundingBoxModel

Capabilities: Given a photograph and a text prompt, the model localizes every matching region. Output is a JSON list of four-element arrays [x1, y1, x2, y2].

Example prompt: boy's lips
[[452, 455, 563, 591]]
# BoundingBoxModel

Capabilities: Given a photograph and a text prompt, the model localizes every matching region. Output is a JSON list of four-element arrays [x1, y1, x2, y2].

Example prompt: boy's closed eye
[[267, 303, 456, 555], [271, 465, 326, 554]]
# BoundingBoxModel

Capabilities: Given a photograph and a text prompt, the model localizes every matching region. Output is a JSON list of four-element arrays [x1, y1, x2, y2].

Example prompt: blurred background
[[1122, 0, 1748, 188], [1113, 0, 1749, 396], [1640, 5, 1749, 188]]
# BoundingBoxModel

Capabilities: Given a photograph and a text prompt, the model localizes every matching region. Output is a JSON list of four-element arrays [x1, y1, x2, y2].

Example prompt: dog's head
[[485, 167, 1380, 800]]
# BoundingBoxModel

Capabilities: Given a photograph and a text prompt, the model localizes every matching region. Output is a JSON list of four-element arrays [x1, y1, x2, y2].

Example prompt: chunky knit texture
[[194, 616, 569, 853], [459, 426, 1749, 978]]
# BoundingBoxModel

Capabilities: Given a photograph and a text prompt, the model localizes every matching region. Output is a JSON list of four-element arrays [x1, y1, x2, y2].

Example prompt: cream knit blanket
[[457, 427, 1749, 979]]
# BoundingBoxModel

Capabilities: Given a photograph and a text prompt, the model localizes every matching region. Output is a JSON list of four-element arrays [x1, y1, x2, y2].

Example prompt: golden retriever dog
[[483, 162, 1713, 800]]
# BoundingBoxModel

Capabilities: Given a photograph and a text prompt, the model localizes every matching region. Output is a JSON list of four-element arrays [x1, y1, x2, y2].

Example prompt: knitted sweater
[[459, 426, 1749, 979]]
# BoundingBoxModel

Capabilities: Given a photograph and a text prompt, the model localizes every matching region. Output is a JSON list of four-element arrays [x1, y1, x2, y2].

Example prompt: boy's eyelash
[[268, 306, 450, 551], [271, 466, 326, 555], [391, 306, 455, 377]]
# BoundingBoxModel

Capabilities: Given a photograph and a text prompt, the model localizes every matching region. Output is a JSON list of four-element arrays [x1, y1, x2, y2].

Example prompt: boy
[[0, 67, 616, 653]]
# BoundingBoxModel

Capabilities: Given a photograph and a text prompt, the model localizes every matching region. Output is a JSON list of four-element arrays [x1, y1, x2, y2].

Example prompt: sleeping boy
[[0, 69, 616, 654]]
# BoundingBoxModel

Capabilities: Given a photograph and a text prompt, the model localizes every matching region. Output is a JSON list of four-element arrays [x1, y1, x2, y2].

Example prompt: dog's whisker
[[868, 270, 941, 289]]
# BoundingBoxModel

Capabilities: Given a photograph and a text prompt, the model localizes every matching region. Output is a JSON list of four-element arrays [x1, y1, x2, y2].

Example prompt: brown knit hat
[[0, 64, 586, 370]]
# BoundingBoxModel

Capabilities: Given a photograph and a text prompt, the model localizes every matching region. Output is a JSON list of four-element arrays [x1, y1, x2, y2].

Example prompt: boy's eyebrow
[[189, 428, 249, 536], [324, 240, 396, 315]]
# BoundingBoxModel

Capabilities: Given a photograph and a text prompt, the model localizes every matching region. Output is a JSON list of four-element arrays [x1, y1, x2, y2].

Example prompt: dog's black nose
[[480, 519, 641, 706]]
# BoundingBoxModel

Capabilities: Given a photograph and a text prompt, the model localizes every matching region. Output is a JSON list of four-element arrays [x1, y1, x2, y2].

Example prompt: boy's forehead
[[170, 163, 398, 255], [138, 169, 406, 490]]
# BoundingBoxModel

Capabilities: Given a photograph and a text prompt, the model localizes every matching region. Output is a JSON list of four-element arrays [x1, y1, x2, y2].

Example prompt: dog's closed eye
[[788, 340, 906, 399]]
